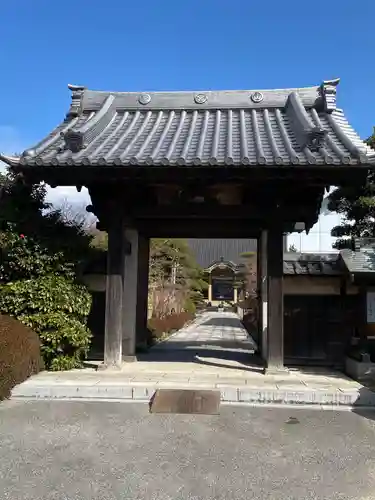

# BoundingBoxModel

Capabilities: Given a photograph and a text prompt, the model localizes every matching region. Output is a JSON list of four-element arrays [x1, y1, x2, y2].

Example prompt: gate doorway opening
[[86, 238, 263, 372]]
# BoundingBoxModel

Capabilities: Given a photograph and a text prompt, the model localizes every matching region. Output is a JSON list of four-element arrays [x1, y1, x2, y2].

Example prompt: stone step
[[11, 381, 375, 407]]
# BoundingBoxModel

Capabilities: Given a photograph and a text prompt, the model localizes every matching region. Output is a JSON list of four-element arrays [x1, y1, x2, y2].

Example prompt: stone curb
[[10, 384, 375, 407]]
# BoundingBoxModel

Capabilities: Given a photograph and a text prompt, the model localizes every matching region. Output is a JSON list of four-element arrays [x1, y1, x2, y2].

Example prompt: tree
[[288, 244, 298, 252], [149, 238, 207, 316], [0, 169, 94, 370], [327, 130, 375, 249], [240, 251, 257, 298], [0, 170, 94, 272]]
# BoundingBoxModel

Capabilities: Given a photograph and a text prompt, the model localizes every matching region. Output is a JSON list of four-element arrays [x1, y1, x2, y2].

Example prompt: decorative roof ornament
[[60, 130, 85, 153], [321, 78, 340, 113], [194, 93, 207, 104], [138, 93, 151, 105], [286, 92, 328, 153], [305, 128, 327, 152], [22, 148, 37, 158], [67, 84, 86, 117], [251, 92, 264, 103]]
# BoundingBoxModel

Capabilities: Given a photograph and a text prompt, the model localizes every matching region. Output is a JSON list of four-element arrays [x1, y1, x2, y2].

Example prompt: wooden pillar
[[266, 227, 285, 371], [135, 236, 150, 347], [122, 228, 139, 360], [258, 231, 268, 360], [359, 285, 370, 360], [103, 216, 126, 368], [208, 274, 212, 302]]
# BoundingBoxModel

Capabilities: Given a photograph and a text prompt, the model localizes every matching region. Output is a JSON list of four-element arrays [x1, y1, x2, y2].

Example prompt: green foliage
[[0, 231, 75, 282], [0, 169, 94, 272], [0, 275, 91, 319], [0, 275, 92, 370], [327, 130, 375, 249], [23, 312, 91, 371], [0, 168, 94, 370]]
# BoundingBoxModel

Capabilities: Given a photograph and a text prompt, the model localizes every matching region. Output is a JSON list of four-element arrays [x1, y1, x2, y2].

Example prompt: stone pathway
[[10, 312, 375, 407], [149, 311, 257, 358]]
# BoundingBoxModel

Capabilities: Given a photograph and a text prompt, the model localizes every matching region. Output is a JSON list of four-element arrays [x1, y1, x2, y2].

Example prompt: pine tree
[[327, 130, 375, 249]]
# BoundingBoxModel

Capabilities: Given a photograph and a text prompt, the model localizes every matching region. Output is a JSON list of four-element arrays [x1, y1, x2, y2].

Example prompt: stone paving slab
[[9, 311, 375, 407]]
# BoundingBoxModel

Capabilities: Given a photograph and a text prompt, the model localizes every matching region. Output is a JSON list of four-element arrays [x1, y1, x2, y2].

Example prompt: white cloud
[[287, 211, 343, 252], [45, 185, 91, 206]]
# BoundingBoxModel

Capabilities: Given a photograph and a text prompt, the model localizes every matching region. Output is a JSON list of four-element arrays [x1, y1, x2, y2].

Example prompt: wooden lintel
[[22, 165, 368, 188]]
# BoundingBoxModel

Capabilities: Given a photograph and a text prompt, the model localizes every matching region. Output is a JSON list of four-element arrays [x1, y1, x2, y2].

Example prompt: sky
[[1, 0, 374, 251]]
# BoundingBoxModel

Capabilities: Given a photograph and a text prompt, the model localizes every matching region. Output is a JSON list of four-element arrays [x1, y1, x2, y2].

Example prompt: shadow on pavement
[[201, 317, 245, 328], [136, 311, 263, 372], [351, 385, 375, 421], [137, 339, 263, 373], [89, 312, 263, 372]]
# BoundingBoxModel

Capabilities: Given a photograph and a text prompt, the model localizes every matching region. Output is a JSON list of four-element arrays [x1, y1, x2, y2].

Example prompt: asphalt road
[[1, 400, 375, 500]]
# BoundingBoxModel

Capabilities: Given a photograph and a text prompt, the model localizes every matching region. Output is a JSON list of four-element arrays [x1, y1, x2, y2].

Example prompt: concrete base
[[264, 366, 289, 376], [345, 356, 375, 382], [122, 356, 137, 363], [97, 357, 137, 371], [97, 362, 122, 372]]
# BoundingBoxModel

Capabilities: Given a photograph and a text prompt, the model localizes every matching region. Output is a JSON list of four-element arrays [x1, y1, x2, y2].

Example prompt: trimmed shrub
[[148, 311, 194, 342], [242, 311, 259, 344], [0, 275, 92, 370], [0, 313, 44, 400], [22, 312, 92, 371]]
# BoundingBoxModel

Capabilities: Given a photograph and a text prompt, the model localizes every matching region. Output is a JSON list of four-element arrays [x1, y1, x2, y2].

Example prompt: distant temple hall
[[188, 239, 256, 304]]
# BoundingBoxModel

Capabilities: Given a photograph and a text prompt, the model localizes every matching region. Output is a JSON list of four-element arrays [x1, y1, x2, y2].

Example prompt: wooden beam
[[20, 165, 369, 187], [135, 219, 263, 238]]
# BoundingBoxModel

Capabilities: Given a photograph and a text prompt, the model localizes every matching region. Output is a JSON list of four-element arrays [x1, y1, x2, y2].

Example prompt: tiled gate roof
[[2, 79, 374, 169]]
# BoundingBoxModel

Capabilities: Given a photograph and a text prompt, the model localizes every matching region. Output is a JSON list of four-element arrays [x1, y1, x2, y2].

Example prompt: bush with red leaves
[[148, 312, 194, 342], [0, 313, 44, 400]]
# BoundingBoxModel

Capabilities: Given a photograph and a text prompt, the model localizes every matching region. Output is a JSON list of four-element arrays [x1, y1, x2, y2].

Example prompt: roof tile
[[2, 79, 374, 168], [283, 253, 342, 276]]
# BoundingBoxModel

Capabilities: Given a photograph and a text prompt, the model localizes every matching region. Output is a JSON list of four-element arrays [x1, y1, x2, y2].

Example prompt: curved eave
[[6, 78, 375, 169], [206, 260, 237, 273], [0, 154, 21, 168]]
